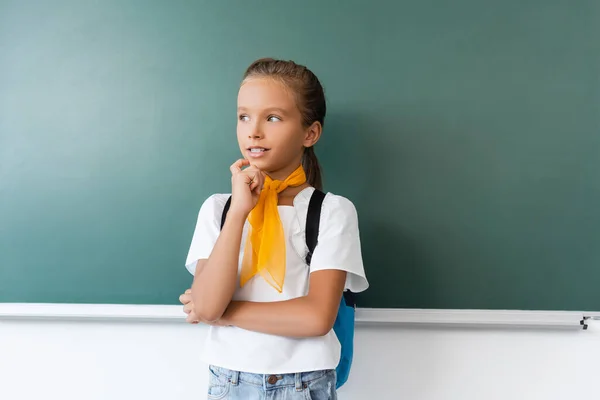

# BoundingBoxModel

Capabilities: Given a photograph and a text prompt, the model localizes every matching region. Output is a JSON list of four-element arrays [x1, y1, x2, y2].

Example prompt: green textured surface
[[1, 1, 599, 310]]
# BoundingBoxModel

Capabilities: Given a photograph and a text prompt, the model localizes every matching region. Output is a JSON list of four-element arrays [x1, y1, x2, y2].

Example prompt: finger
[[237, 169, 258, 189], [247, 164, 264, 174], [244, 171, 257, 185], [251, 171, 266, 195], [240, 164, 261, 176], [179, 293, 191, 304], [186, 313, 198, 323], [257, 171, 266, 191], [185, 289, 191, 294], [249, 176, 260, 192], [242, 165, 262, 182], [230, 159, 250, 175]]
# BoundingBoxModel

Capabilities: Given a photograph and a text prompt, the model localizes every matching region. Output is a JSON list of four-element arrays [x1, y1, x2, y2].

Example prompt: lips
[[247, 146, 270, 158]]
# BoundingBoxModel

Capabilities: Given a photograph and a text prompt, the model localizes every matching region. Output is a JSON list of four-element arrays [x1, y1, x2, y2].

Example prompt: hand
[[229, 159, 266, 217], [179, 289, 230, 327], [179, 289, 199, 324]]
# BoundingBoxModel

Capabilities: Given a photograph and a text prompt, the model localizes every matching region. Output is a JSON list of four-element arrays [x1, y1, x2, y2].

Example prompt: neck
[[277, 183, 310, 205], [265, 163, 302, 182], [264, 163, 309, 200]]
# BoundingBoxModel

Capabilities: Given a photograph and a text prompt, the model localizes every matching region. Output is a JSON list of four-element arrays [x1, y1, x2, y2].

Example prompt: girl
[[179, 58, 368, 400]]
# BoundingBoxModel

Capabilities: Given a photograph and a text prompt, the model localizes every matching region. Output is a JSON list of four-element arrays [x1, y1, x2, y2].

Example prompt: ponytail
[[302, 146, 323, 190]]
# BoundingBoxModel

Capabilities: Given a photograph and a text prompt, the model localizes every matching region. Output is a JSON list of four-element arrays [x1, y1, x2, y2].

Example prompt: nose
[[248, 126, 263, 139]]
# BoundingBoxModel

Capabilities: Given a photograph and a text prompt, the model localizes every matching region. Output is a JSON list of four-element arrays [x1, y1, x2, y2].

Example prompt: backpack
[[220, 189, 356, 389]]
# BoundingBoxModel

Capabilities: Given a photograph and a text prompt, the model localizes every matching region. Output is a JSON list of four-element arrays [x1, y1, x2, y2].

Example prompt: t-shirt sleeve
[[184, 194, 228, 276], [309, 194, 369, 293]]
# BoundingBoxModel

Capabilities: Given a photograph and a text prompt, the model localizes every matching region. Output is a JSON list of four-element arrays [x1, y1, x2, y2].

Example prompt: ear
[[303, 121, 322, 148]]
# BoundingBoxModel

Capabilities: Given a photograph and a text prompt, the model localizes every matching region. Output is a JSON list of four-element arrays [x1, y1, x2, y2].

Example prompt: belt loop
[[230, 370, 240, 386], [295, 372, 303, 391]]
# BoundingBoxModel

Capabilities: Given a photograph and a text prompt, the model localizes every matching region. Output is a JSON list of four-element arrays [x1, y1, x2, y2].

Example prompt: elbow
[[313, 324, 332, 337], [191, 293, 225, 323], [303, 297, 337, 337], [309, 313, 336, 337], [194, 305, 224, 323]]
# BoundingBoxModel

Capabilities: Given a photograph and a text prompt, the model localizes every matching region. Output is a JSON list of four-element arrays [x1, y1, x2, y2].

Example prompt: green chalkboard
[[1, 0, 599, 310]]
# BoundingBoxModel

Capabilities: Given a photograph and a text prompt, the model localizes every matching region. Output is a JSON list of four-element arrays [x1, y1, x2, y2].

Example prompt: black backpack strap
[[220, 196, 232, 230], [305, 189, 326, 266], [305, 189, 356, 308], [343, 290, 356, 308]]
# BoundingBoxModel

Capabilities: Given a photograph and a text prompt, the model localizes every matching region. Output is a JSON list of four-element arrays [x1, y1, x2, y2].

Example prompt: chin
[[244, 157, 270, 169], [258, 163, 281, 174], [250, 161, 288, 177]]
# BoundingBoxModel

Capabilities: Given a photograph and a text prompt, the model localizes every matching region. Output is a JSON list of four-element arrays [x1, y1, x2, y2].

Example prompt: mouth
[[247, 147, 270, 158], [248, 146, 269, 153]]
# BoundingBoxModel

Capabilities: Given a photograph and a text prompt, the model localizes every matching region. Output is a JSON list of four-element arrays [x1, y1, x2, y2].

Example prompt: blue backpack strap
[[305, 189, 355, 389]]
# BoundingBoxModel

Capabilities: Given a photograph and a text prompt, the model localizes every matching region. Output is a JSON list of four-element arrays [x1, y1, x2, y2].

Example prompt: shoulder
[[196, 193, 231, 220], [303, 189, 369, 292], [295, 188, 358, 216], [321, 192, 358, 220], [295, 188, 360, 238], [185, 194, 231, 272], [200, 193, 231, 208], [319, 191, 360, 238]]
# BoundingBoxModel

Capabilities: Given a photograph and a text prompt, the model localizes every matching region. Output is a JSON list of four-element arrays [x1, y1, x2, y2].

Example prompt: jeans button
[[267, 375, 278, 384]]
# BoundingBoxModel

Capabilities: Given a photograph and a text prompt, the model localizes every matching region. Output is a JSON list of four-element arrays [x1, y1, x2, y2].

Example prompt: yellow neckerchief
[[240, 165, 307, 292]]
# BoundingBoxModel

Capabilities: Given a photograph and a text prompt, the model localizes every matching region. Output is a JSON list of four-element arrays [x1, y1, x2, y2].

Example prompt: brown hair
[[242, 58, 325, 190]]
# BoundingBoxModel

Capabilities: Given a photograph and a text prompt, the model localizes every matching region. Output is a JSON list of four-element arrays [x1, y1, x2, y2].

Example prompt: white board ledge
[[1, 303, 598, 329]]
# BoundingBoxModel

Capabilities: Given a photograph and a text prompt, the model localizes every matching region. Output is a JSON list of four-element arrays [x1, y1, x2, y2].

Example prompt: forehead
[[237, 77, 296, 110]]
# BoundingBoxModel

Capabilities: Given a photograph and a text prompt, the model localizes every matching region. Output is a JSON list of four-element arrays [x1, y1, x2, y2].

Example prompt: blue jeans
[[207, 365, 337, 400]]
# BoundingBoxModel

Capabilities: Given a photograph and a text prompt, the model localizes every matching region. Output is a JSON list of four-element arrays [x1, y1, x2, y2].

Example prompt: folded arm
[[221, 269, 346, 337], [190, 209, 247, 322]]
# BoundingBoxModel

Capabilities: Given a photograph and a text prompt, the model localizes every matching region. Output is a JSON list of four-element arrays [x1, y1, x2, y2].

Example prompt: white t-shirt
[[184, 186, 369, 374]]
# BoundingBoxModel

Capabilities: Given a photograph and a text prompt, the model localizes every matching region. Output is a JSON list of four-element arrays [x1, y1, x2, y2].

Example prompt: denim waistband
[[209, 365, 334, 390]]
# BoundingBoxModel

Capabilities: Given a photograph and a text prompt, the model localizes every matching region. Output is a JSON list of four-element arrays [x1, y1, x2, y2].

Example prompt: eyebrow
[[237, 107, 289, 115]]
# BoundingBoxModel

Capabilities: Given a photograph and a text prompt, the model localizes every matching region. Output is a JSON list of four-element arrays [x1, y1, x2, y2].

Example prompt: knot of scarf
[[240, 165, 307, 292]]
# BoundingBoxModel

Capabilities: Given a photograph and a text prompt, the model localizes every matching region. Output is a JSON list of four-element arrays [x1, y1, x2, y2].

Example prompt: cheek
[[277, 131, 306, 157], [236, 123, 247, 141], [269, 121, 302, 140], [269, 126, 300, 147]]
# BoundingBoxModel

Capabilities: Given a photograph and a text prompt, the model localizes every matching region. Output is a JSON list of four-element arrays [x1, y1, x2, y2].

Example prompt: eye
[[267, 115, 282, 122], [239, 114, 250, 122]]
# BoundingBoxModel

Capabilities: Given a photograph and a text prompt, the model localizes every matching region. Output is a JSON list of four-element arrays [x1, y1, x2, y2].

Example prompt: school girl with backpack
[[179, 57, 369, 399]]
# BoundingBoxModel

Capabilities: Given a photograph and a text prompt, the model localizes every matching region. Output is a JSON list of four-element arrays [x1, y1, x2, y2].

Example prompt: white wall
[[1, 316, 599, 400]]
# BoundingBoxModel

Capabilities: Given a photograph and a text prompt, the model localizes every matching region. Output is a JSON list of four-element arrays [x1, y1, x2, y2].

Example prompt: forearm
[[222, 297, 333, 337], [191, 210, 247, 321]]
